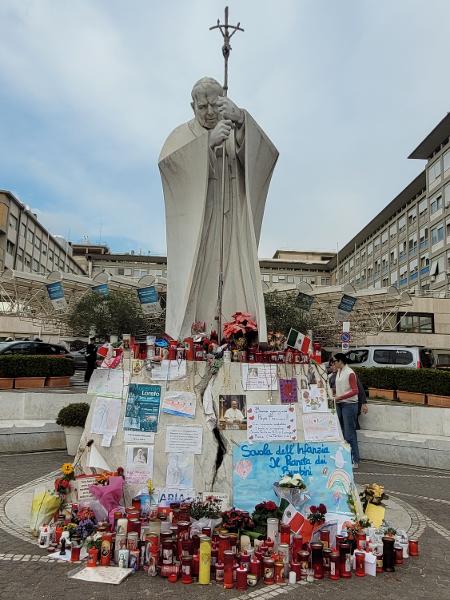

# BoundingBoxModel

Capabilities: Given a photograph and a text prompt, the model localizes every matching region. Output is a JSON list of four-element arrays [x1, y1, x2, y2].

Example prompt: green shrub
[[48, 357, 75, 377], [354, 367, 450, 396], [56, 403, 90, 428], [0, 355, 74, 378]]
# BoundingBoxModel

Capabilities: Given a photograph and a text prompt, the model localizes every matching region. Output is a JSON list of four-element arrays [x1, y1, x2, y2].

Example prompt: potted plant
[[56, 403, 90, 455], [0, 356, 15, 389], [46, 357, 75, 388]]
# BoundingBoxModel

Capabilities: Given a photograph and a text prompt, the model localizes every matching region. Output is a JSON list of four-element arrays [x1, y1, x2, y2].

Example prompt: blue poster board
[[46, 281, 64, 301], [92, 283, 109, 297], [233, 441, 353, 516], [123, 383, 161, 433]]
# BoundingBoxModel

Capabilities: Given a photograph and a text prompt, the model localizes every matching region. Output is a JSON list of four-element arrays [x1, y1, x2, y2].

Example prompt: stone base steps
[[0, 421, 65, 453], [358, 429, 450, 470]]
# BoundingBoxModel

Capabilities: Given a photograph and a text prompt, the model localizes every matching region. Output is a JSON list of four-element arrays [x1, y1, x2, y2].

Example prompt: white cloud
[[0, 0, 450, 257]]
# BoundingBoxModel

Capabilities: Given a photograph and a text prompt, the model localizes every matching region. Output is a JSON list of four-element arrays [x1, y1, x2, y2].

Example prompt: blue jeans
[[336, 402, 360, 464]]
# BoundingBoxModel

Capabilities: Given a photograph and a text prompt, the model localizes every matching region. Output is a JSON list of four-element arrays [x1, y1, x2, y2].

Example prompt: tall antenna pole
[[210, 6, 244, 339]]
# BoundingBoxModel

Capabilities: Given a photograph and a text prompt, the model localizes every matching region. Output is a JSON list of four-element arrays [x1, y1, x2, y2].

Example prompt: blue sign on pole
[[338, 294, 357, 313], [46, 281, 64, 301], [92, 283, 109, 297], [137, 286, 161, 314]]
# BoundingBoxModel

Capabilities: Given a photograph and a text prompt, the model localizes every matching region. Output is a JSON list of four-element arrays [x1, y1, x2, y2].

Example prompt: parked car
[[344, 345, 435, 369], [0, 340, 71, 358], [68, 348, 88, 370]]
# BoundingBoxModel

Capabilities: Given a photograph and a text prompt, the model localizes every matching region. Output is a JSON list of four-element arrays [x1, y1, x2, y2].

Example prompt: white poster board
[[247, 405, 297, 442]]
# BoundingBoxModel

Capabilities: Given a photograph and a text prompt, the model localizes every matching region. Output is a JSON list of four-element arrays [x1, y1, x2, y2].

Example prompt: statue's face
[[192, 84, 222, 129]]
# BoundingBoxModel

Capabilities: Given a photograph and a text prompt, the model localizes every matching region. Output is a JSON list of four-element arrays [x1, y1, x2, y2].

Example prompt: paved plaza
[[0, 450, 448, 600]]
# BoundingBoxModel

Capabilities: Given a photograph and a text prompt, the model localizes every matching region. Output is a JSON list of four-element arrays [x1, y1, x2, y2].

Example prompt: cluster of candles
[[44, 500, 420, 586]]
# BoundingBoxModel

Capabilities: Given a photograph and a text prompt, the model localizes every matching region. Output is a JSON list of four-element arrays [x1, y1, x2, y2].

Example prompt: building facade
[[0, 190, 85, 276]]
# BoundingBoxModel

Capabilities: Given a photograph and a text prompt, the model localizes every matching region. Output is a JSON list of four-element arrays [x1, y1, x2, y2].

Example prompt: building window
[[6, 240, 15, 255], [367, 243, 373, 256], [397, 312, 434, 334], [418, 199, 428, 215], [444, 149, 450, 173], [25, 253, 32, 268], [420, 254, 429, 268], [124, 268, 132, 276], [408, 209, 416, 225], [389, 224, 397, 238], [9, 214, 18, 230], [27, 229, 34, 243], [287, 276, 294, 283], [42, 243, 47, 255], [431, 224, 444, 246], [272, 275, 279, 283], [263, 274, 270, 282], [117, 268, 125, 275], [430, 254, 445, 276], [34, 237, 41, 250], [430, 193, 443, 214], [398, 216, 406, 231], [408, 234, 418, 254], [419, 227, 428, 248], [428, 159, 442, 188], [381, 231, 388, 244], [20, 223, 26, 238], [32, 259, 39, 272]]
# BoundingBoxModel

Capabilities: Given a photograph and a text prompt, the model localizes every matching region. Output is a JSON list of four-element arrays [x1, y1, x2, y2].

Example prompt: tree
[[65, 290, 165, 338], [264, 291, 332, 345]]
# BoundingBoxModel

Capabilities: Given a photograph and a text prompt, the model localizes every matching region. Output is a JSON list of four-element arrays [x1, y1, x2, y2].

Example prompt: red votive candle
[[339, 542, 352, 578], [292, 534, 303, 559], [394, 546, 404, 565], [263, 557, 275, 585], [408, 539, 419, 556], [223, 550, 234, 589], [355, 551, 366, 576], [310, 542, 324, 579], [181, 555, 193, 584], [236, 566, 248, 590], [319, 529, 330, 549], [329, 550, 340, 580], [280, 523, 291, 545]]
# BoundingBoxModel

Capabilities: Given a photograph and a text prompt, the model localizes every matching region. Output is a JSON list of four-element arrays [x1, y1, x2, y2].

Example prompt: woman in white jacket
[[333, 353, 368, 468]]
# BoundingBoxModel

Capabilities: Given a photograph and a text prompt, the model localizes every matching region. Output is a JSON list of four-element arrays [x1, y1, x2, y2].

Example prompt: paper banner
[[247, 405, 297, 443]]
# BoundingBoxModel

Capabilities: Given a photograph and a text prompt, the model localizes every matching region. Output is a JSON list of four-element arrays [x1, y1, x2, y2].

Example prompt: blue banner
[[137, 286, 161, 314], [233, 441, 353, 515], [123, 383, 161, 433], [92, 283, 109, 297], [46, 281, 64, 301]]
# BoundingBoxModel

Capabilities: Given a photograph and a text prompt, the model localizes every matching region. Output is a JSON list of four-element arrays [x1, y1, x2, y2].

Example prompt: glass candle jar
[[356, 532, 367, 550], [329, 550, 340, 580], [376, 552, 383, 573], [280, 523, 291, 545], [100, 533, 112, 566], [382, 537, 395, 572], [323, 547, 332, 576], [263, 557, 275, 585], [298, 549, 310, 580], [355, 550, 366, 576], [70, 544, 81, 562], [394, 545, 404, 565], [292, 534, 303, 560], [339, 542, 352, 578], [250, 555, 261, 580], [236, 566, 248, 590], [319, 529, 330, 549], [218, 533, 230, 563], [181, 555, 193, 584], [290, 560, 301, 581], [310, 542, 324, 579], [223, 550, 234, 589], [199, 535, 211, 585], [274, 561, 285, 584], [409, 539, 419, 556], [215, 561, 224, 583]]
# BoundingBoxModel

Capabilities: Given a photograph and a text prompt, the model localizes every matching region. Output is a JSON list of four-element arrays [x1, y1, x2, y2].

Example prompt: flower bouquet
[[223, 311, 258, 350], [273, 473, 308, 509], [220, 508, 254, 533], [251, 500, 283, 537], [300, 503, 328, 543], [189, 496, 223, 536]]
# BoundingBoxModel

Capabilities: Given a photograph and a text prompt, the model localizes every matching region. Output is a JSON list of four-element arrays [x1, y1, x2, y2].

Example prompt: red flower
[[309, 505, 317, 514], [318, 503, 327, 514], [264, 501, 277, 511]]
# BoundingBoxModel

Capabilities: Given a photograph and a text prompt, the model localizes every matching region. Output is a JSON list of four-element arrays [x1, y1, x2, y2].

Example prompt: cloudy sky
[[1, 0, 449, 258]]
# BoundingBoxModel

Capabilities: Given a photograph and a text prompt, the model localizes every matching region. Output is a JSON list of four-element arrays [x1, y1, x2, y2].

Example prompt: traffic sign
[[341, 342, 350, 351], [341, 332, 351, 343]]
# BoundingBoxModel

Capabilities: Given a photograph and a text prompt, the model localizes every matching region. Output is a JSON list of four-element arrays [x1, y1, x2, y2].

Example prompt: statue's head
[[191, 77, 223, 129]]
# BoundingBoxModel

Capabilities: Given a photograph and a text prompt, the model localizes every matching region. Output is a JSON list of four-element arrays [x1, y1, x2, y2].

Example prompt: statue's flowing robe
[[159, 113, 278, 342]]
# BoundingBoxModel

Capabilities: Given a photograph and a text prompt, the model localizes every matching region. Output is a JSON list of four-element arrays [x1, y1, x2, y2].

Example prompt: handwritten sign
[[233, 441, 353, 515], [76, 476, 98, 502], [241, 364, 278, 391], [247, 405, 297, 442], [302, 413, 340, 441]]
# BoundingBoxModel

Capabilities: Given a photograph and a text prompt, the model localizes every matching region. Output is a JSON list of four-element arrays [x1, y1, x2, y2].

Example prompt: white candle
[[289, 570, 297, 584]]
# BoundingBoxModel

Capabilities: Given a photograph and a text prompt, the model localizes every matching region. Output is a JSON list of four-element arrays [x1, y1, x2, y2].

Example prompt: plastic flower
[[310, 505, 318, 514], [61, 463, 74, 476], [318, 503, 327, 514], [264, 501, 277, 511]]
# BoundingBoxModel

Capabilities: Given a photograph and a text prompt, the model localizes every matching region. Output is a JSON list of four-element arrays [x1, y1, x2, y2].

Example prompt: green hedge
[[354, 367, 450, 396], [0, 355, 74, 378]]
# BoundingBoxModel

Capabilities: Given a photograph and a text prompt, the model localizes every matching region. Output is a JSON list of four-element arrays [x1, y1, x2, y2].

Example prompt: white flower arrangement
[[277, 473, 306, 490]]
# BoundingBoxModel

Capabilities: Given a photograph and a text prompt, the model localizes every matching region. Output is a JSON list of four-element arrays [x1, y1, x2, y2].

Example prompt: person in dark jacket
[[84, 338, 98, 382]]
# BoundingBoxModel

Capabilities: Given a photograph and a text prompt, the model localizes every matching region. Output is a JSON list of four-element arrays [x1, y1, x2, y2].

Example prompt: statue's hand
[[209, 119, 233, 149], [216, 97, 244, 125]]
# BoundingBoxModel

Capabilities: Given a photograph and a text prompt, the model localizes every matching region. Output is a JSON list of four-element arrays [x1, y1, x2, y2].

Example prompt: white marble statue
[[159, 77, 278, 342]]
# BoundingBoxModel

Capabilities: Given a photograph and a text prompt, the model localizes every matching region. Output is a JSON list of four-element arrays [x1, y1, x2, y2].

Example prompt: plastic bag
[[190, 517, 222, 536], [30, 489, 61, 537]]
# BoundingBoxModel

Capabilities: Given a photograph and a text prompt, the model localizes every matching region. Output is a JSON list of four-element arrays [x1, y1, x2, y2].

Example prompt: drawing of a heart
[[247, 407, 253, 413], [234, 460, 252, 479], [289, 406, 295, 412], [249, 415, 255, 420]]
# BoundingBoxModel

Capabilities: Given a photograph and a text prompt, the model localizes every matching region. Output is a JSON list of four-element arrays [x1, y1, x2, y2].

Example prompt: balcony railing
[[420, 266, 430, 276], [409, 272, 418, 281], [399, 277, 408, 286]]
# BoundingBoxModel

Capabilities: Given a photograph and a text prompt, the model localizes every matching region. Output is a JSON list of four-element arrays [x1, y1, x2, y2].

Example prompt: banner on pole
[[46, 281, 67, 311]]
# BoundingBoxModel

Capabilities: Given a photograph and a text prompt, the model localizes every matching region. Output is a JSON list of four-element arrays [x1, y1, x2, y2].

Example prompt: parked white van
[[343, 346, 434, 369]]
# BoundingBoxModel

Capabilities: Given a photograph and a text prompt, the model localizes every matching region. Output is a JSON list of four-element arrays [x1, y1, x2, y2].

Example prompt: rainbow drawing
[[326, 469, 352, 494]]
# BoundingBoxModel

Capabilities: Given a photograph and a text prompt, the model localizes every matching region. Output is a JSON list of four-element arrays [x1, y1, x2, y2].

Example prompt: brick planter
[[396, 390, 426, 405], [46, 376, 71, 388], [14, 377, 46, 389], [427, 394, 450, 408], [368, 387, 397, 400], [0, 378, 14, 390]]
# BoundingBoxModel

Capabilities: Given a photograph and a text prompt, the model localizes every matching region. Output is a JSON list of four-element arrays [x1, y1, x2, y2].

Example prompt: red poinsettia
[[223, 312, 258, 340]]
